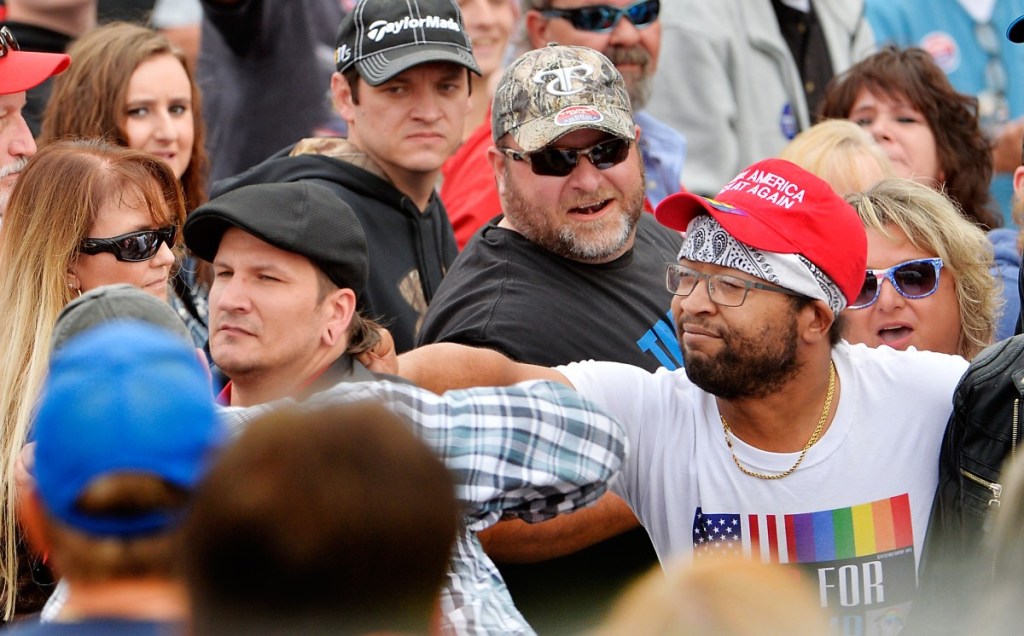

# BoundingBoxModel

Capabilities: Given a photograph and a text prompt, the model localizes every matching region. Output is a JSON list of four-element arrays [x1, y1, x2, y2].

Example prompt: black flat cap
[[184, 182, 368, 296]]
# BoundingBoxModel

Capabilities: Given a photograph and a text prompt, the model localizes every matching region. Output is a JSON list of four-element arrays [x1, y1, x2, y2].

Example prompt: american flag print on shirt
[[692, 494, 918, 636]]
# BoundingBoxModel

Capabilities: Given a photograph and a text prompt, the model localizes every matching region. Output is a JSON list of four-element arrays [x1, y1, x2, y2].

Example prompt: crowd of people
[[5, 0, 1024, 634]]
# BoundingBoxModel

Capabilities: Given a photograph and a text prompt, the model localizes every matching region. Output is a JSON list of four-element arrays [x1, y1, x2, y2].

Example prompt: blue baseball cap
[[32, 321, 224, 537]]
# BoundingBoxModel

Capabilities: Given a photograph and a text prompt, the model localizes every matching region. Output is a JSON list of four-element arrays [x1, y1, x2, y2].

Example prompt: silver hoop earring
[[67, 282, 82, 297]]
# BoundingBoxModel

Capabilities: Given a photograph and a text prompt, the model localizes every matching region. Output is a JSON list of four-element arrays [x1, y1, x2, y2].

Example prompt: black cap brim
[[183, 182, 369, 297], [356, 43, 481, 86], [182, 213, 240, 264], [1008, 15, 1024, 43]]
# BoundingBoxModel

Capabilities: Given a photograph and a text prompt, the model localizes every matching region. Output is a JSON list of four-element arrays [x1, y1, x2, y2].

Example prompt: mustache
[[677, 317, 724, 339], [0, 156, 29, 180], [564, 191, 616, 206], [605, 45, 651, 69]]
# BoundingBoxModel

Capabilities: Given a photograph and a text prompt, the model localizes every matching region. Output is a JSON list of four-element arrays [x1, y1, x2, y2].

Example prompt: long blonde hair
[[0, 139, 184, 617], [844, 178, 999, 359]]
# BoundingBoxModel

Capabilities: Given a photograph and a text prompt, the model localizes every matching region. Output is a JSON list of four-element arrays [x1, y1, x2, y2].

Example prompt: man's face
[[0, 91, 37, 215], [209, 228, 335, 387], [334, 62, 470, 182], [490, 127, 645, 263], [672, 260, 805, 400], [526, 0, 661, 109]]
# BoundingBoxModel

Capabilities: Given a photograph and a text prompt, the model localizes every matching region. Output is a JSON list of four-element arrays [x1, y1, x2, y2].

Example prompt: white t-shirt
[[560, 342, 968, 632]]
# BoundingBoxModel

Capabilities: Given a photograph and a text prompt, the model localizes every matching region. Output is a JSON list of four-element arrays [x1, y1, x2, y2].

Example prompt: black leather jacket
[[911, 335, 1024, 634]]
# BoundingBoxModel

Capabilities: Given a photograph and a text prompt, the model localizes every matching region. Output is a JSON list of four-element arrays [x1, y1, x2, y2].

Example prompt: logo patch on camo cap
[[554, 105, 604, 127]]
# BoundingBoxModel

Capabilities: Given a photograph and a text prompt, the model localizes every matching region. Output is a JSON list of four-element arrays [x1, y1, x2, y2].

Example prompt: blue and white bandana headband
[[678, 215, 847, 315]]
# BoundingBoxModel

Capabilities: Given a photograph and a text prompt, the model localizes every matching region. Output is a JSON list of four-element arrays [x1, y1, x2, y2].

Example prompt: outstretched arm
[[397, 343, 572, 392], [222, 378, 624, 524], [479, 492, 640, 563]]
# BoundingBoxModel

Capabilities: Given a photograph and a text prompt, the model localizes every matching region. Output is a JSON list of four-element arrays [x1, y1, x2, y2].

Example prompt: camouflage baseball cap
[[492, 44, 635, 152]]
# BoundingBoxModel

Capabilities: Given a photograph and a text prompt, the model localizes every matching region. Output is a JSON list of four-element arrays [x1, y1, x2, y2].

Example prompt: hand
[[356, 327, 399, 375], [478, 492, 641, 563], [991, 119, 1024, 174], [14, 443, 36, 496]]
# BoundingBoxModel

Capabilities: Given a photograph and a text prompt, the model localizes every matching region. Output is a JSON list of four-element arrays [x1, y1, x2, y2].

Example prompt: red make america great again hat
[[0, 27, 70, 94], [655, 158, 867, 305]]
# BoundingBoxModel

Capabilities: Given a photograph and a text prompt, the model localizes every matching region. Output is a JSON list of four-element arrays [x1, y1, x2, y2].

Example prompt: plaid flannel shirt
[[219, 379, 626, 635]]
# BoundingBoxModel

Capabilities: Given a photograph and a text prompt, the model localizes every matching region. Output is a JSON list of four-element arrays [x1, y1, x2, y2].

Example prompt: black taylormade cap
[[184, 182, 368, 296], [334, 0, 480, 85]]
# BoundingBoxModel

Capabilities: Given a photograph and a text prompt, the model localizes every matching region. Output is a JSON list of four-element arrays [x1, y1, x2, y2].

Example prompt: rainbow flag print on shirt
[[692, 494, 918, 636], [692, 493, 913, 563]]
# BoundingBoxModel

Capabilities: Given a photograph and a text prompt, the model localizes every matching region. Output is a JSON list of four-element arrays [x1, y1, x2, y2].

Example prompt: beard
[[501, 158, 646, 263], [680, 312, 803, 400], [606, 45, 654, 110]]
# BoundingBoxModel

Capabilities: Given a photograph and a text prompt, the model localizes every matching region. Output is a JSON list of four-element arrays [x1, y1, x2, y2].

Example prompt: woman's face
[[122, 53, 195, 180], [458, 0, 516, 80], [849, 88, 944, 186], [842, 225, 962, 356], [70, 188, 176, 301]]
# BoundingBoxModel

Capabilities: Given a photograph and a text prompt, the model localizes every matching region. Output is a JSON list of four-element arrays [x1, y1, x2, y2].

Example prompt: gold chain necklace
[[719, 361, 836, 480]]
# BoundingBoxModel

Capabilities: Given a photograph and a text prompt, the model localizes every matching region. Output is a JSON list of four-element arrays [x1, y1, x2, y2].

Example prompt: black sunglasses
[[541, 0, 660, 33], [499, 137, 631, 177], [79, 227, 177, 262], [0, 27, 20, 58]]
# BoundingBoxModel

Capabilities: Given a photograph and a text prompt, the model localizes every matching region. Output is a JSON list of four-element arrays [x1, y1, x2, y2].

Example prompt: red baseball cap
[[655, 158, 867, 305], [0, 30, 71, 94]]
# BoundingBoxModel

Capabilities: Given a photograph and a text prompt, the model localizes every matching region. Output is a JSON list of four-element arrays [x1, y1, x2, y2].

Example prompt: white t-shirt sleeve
[[559, 361, 692, 514]]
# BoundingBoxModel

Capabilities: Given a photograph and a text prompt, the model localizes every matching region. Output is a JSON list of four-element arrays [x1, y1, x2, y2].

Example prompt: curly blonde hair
[[844, 178, 999, 359]]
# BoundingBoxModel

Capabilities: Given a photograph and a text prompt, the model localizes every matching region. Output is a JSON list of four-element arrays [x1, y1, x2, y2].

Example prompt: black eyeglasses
[[849, 258, 944, 310], [0, 27, 20, 58], [665, 263, 805, 307], [79, 227, 177, 262], [499, 137, 631, 177], [541, 0, 659, 33]]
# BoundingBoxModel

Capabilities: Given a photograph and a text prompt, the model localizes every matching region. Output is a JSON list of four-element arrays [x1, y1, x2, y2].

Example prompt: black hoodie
[[211, 139, 458, 353]]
